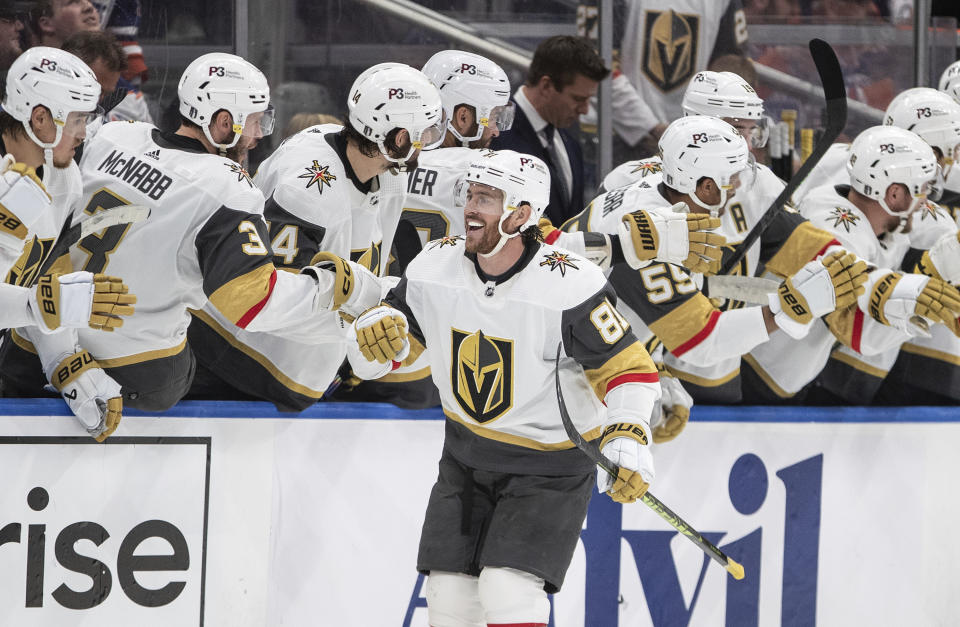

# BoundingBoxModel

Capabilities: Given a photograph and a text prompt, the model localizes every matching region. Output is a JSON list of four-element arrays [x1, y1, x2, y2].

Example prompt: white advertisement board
[[0, 405, 958, 626]]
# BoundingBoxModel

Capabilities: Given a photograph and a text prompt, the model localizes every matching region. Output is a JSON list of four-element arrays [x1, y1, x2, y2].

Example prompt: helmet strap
[[688, 183, 727, 218], [22, 120, 61, 182], [480, 203, 521, 259]]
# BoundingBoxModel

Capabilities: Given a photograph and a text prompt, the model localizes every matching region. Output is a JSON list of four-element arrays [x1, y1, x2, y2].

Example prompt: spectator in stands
[[282, 112, 340, 140], [490, 35, 609, 225], [62, 28, 151, 124], [62, 29, 124, 107], [91, 0, 147, 85], [29, 0, 99, 48], [0, 2, 26, 74]]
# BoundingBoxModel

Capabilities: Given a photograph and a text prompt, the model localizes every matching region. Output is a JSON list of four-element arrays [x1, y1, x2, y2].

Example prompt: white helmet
[[884, 87, 960, 183], [178, 52, 274, 152], [347, 63, 445, 166], [3, 47, 101, 165], [659, 115, 750, 215], [421, 50, 514, 146], [847, 126, 938, 218], [682, 71, 768, 147], [458, 149, 550, 257], [938, 60, 960, 105]]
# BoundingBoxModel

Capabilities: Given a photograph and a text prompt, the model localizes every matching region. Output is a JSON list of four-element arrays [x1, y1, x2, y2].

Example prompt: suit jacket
[[489, 99, 585, 226]]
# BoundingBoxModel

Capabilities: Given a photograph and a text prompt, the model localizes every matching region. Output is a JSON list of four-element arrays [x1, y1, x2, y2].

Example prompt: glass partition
[[131, 1, 957, 182]]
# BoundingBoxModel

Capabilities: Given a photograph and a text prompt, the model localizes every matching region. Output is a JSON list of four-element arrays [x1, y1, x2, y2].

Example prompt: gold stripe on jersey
[[899, 343, 960, 366], [764, 222, 838, 279], [10, 329, 36, 353], [379, 365, 431, 383], [648, 293, 716, 353], [742, 354, 795, 398], [829, 349, 888, 378], [190, 308, 326, 398], [443, 408, 604, 451], [0, 202, 29, 241], [668, 365, 740, 388], [95, 338, 188, 368], [582, 342, 657, 401], [208, 264, 276, 325]]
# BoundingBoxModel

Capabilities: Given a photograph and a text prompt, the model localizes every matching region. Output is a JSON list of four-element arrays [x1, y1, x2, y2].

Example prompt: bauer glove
[[30, 272, 136, 333], [597, 420, 654, 504], [769, 250, 867, 339], [618, 202, 725, 274], [46, 349, 123, 442]]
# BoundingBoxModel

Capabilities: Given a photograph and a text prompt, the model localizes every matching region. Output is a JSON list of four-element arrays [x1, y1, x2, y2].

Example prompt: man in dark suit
[[490, 35, 609, 225]]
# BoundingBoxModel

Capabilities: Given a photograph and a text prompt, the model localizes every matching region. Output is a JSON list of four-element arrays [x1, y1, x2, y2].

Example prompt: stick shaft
[[720, 39, 846, 275], [553, 345, 744, 579]]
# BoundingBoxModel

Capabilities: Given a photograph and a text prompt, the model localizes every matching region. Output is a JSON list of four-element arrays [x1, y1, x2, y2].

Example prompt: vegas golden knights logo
[[5, 236, 55, 286], [642, 10, 700, 92], [451, 328, 514, 424]]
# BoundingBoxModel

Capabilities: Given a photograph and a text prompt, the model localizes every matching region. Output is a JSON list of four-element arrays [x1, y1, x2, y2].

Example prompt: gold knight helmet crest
[[451, 328, 514, 423], [642, 9, 700, 92]]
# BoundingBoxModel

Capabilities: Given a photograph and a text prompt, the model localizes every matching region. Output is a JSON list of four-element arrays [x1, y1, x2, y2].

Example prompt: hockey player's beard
[[464, 213, 501, 255]]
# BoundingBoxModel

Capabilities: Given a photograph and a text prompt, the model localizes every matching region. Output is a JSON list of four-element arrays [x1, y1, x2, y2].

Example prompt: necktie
[[543, 124, 571, 207]]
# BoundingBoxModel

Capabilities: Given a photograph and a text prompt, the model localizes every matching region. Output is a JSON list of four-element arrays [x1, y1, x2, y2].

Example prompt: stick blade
[[726, 557, 746, 580], [808, 38, 845, 102]]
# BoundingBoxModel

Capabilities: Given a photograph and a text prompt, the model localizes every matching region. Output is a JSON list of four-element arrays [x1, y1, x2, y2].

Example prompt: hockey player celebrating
[[366, 49, 725, 410], [1, 52, 384, 414], [0, 47, 135, 442], [747, 125, 960, 403], [564, 114, 867, 425], [186, 61, 444, 411], [348, 150, 661, 627]]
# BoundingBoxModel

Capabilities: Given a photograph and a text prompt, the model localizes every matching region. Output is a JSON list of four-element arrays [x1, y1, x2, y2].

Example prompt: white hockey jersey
[[189, 124, 398, 410], [746, 184, 916, 397], [44, 122, 324, 371], [385, 236, 659, 475], [567, 161, 820, 401], [0, 161, 82, 331], [618, 0, 748, 129]]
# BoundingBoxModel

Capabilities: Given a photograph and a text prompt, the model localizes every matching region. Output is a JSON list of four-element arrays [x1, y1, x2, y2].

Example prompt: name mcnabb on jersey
[[95, 149, 173, 201]]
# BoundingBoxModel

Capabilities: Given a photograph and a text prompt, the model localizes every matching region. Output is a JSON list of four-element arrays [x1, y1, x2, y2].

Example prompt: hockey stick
[[704, 274, 779, 306], [553, 345, 745, 580], [719, 39, 847, 276], [34, 205, 151, 282]]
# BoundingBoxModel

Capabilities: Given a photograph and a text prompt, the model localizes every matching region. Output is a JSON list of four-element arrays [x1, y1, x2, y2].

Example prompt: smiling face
[[463, 182, 506, 255]]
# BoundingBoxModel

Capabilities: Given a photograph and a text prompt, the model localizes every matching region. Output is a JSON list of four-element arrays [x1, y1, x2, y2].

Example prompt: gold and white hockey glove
[[353, 305, 410, 364], [46, 349, 123, 442], [858, 269, 960, 337], [0, 156, 51, 254], [597, 420, 654, 504], [301, 251, 383, 320], [618, 202, 725, 275], [651, 368, 693, 444], [29, 272, 136, 333], [769, 251, 868, 339], [914, 230, 960, 285]]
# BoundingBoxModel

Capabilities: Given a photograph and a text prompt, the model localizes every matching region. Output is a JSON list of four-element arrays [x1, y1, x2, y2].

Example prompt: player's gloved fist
[[29, 272, 136, 333], [859, 270, 960, 337], [650, 368, 693, 444], [302, 251, 383, 319], [821, 250, 868, 308], [597, 421, 654, 503], [0, 155, 50, 254], [917, 230, 960, 285], [768, 253, 855, 339], [618, 202, 725, 275], [353, 305, 409, 364], [47, 349, 123, 442]]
